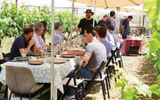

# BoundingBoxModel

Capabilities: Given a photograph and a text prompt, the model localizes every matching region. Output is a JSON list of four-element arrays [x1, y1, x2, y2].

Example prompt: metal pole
[[93, 0, 96, 26], [51, 0, 55, 100], [116, 7, 120, 34], [70, 0, 75, 39], [16, 0, 18, 8]]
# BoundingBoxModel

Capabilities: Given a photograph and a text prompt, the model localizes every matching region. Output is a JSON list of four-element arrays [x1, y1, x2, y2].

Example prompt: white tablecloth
[[0, 57, 81, 93]]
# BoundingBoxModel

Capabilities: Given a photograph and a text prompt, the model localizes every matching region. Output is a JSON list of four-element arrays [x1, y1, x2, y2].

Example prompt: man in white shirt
[[106, 25, 116, 50], [32, 22, 51, 52]]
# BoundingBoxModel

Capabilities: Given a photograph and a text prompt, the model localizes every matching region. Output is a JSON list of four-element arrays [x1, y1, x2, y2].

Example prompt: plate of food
[[28, 52, 41, 56], [61, 54, 75, 58], [14, 57, 29, 61], [48, 58, 67, 64], [28, 61, 43, 65]]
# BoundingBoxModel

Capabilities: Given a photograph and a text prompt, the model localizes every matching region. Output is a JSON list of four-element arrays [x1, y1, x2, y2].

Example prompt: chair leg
[[101, 81, 106, 100], [4, 85, 8, 98], [20, 96, 22, 100], [40, 88, 42, 100], [9, 92, 12, 100], [118, 60, 122, 68], [107, 70, 111, 89], [75, 89, 78, 100], [105, 78, 110, 98], [118, 74, 120, 79], [113, 68, 117, 82], [81, 83, 85, 98], [29, 94, 31, 100]]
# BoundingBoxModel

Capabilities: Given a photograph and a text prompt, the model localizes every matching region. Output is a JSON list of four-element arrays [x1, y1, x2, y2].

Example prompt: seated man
[[79, 25, 107, 75], [32, 22, 51, 52], [66, 25, 107, 99], [112, 33, 120, 48], [106, 25, 116, 50], [10, 25, 36, 60], [95, 25, 111, 57]]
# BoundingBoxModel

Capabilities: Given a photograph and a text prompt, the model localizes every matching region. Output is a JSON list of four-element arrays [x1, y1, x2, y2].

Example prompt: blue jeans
[[66, 67, 93, 96]]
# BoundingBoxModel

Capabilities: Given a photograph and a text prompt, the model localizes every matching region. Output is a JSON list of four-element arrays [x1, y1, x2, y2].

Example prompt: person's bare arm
[[122, 25, 124, 34], [46, 44, 51, 49], [80, 54, 91, 67], [36, 47, 41, 52], [67, 50, 85, 56], [31, 45, 36, 52], [19, 39, 35, 54]]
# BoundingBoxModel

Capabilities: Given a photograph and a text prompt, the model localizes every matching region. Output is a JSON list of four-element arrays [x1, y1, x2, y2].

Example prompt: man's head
[[55, 22, 63, 31], [94, 25, 101, 38], [84, 25, 96, 43], [127, 16, 133, 21], [40, 21, 48, 32], [85, 9, 94, 19], [102, 15, 108, 21], [24, 25, 34, 39], [97, 26, 107, 38], [34, 22, 44, 35], [110, 11, 116, 18]]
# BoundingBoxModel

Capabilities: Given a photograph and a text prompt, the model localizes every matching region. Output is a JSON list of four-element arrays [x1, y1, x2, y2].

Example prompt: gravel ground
[[86, 55, 157, 100]]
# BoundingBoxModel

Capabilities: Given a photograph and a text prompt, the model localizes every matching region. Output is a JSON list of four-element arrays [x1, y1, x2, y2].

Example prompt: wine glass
[[20, 48, 27, 61], [40, 47, 44, 57], [42, 46, 47, 57]]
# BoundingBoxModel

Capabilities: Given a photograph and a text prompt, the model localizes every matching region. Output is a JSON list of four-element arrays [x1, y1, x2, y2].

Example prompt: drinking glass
[[42, 46, 47, 57], [40, 47, 44, 57], [20, 48, 27, 61]]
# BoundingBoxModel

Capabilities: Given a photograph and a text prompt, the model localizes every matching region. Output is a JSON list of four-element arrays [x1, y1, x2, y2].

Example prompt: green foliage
[[115, 69, 152, 100], [144, 0, 160, 84], [55, 12, 80, 36], [143, 0, 160, 99], [122, 88, 137, 100], [150, 84, 160, 96], [0, 0, 80, 39], [143, 0, 160, 30]]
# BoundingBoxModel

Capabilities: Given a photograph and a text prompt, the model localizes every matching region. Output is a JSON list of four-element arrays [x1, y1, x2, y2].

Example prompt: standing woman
[[40, 21, 48, 42]]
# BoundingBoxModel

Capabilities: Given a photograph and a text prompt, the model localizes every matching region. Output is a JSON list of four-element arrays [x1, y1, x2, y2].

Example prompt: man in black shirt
[[10, 25, 36, 60], [73, 9, 97, 35]]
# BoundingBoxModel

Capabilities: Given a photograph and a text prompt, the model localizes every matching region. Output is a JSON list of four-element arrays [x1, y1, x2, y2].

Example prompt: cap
[[84, 9, 94, 15]]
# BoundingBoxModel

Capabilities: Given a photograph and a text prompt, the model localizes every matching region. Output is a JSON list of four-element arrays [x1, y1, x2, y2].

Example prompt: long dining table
[[0, 56, 82, 99]]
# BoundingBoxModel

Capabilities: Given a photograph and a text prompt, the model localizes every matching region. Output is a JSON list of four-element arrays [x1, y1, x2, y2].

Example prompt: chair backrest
[[110, 48, 118, 63], [6, 66, 36, 94], [84, 61, 106, 96], [62, 63, 83, 99], [2, 53, 10, 62], [0, 59, 5, 65]]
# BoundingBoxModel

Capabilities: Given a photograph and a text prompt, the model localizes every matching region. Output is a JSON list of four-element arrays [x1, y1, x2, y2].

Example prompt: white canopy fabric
[[69, 0, 144, 8]]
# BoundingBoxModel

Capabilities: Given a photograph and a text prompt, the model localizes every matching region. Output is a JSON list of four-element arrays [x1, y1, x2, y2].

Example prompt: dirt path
[[86, 55, 157, 100]]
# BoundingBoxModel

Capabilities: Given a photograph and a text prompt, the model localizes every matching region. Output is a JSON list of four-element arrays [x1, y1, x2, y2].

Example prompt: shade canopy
[[69, 0, 144, 8], [108, 7, 144, 12]]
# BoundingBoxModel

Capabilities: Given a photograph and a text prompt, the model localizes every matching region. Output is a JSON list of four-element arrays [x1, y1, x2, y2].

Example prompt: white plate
[[48, 58, 67, 64], [70, 48, 85, 52]]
